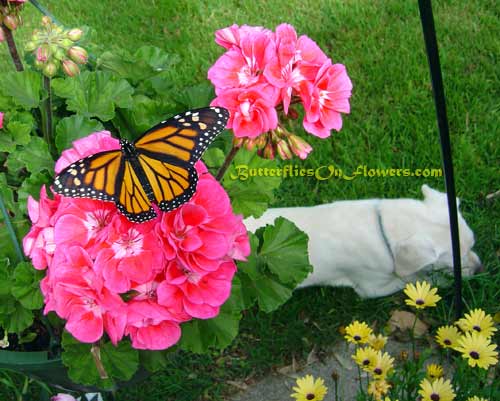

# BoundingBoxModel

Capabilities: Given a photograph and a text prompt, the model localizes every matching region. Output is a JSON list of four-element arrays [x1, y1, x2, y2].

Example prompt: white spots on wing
[[183, 122, 191, 127], [69, 169, 77, 176], [74, 177, 81, 186], [179, 118, 185, 123], [192, 116, 200, 122], [199, 122, 207, 130]]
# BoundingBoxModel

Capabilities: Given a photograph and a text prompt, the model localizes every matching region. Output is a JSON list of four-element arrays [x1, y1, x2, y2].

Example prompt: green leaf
[[118, 95, 172, 135], [62, 332, 139, 388], [55, 115, 105, 153], [179, 278, 243, 353], [0, 173, 17, 214], [260, 217, 312, 284], [174, 83, 215, 109], [7, 137, 54, 174], [139, 350, 168, 373], [0, 300, 34, 333], [6, 120, 32, 146], [0, 258, 12, 296], [223, 148, 282, 218], [0, 71, 42, 109], [11, 261, 44, 309], [202, 147, 225, 170], [52, 71, 134, 121], [17, 171, 52, 213]]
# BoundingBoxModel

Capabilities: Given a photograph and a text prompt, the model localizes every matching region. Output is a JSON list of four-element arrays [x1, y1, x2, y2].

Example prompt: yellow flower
[[419, 378, 456, 401], [454, 332, 498, 369], [426, 363, 444, 381], [371, 351, 395, 380], [368, 380, 391, 400], [344, 320, 373, 344], [456, 309, 498, 339], [291, 375, 328, 401], [435, 325, 461, 349], [368, 333, 388, 350], [352, 346, 379, 371], [467, 397, 489, 401], [404, 281, 441, 309]]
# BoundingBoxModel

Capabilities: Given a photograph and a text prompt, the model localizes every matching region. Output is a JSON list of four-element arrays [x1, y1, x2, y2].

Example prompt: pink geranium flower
[[212, 84, 279, 138], [0, 112, 4, 129], [302, 61, 353, 138], [24, 131, 250, 350]]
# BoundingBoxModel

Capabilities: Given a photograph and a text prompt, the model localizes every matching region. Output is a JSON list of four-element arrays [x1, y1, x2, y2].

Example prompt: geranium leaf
[[11, 261, 44, 309], [0, 300, 33, 333], [6, 120, 32, 146], [223, 148, 282, 218], [55, 115, 105, 153], [52, 71, 134, 121], [100, 340, 139, 381], [0, 258, 12, 296], [7, 137, 54, 174], [17, 171, 52, 213], [0, 71, 42, 109], [260, 217, 313, 284]]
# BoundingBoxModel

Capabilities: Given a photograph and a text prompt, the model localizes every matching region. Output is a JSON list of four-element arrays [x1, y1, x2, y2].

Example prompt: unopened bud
[[245, 138, 257, 151], [43, 62, 58, 78], [24, 41, 37, 52], [36, 45, 49, 62], [331, 370, 339, 382], [54, 48, 66, 61], [3, 15, 17, 31], [288, 134, 312, 160], [276, 139, 293, 160], [232, 137, 245, 148], [62, 59, 80, 77], [261, 142, 275, 160], [68, 46, 88, 64], [59, 38, 74, 48], [254, 134, 268, 150], [67, 28, 83, 41]]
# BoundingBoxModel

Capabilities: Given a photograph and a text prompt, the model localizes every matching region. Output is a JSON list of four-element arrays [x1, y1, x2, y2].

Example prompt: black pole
[[418, 0, 463, 318]]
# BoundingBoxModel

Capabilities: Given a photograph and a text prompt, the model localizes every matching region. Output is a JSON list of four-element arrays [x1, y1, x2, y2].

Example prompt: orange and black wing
[[53, 150, 157, 223], [133, 107, 229, 212]]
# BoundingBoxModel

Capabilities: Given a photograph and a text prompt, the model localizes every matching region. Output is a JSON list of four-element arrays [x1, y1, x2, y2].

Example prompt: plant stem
[[41, 75, 55, 157], [357, 365, 365, 396], [2, 24, 24, 72], [0, 194, 24, 264], [29, 0, 61, 26], [215, 145, 240, 182], [410, 312, 418, 360]]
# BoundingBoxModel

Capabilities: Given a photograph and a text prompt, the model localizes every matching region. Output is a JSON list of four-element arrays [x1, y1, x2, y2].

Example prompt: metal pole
[[418, 0, 463, 318]]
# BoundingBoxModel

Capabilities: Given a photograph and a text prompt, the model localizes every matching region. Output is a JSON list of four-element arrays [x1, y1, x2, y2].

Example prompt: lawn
[[1, 0, 498, 400]]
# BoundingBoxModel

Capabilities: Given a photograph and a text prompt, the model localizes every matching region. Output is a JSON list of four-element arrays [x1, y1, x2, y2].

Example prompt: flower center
[[430, 393, 440, 401], [306, 394, 315, 400], [374, 368, 382, 375], [469, 351, 480, 360], [444, 339, 451, 345], [473, 325, 481, 332], [416, 299, 425, 305], [353, 335, 361, 341], [363, 359, 370, 366]]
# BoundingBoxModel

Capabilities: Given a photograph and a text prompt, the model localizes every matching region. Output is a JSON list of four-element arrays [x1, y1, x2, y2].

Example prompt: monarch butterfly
[[53, 107, 229, 223]]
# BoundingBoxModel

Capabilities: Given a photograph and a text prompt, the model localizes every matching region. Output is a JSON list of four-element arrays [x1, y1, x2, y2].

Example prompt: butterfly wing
[[53, 150, 157, 223], [133, 107, 229, 212]]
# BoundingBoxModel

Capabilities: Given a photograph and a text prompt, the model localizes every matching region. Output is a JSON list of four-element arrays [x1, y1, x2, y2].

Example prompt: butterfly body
[[53, 107, 229, 223]]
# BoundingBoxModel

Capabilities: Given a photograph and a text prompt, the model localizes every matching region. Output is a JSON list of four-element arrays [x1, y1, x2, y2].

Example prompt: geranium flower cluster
[[23, 132, 250, 350], [208, 23, 352, 159]]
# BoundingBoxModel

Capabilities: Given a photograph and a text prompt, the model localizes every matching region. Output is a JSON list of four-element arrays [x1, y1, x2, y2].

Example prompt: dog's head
[[393, 185, 482, 279]]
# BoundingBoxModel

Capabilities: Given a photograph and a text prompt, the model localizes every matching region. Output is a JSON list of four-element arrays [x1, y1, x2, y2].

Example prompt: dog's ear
[[421, 184, 460, 207], [393, 234, 438, 277]]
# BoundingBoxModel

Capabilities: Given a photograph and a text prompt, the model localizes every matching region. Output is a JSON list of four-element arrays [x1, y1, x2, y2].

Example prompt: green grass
[[1, 0, 499, 400]]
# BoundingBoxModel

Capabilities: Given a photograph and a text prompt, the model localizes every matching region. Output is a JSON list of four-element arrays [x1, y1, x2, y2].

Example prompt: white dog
[[243, 185, 482, 298]]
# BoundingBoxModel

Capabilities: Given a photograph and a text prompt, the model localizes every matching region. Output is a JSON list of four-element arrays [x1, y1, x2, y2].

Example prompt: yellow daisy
[[454, 332, 498, 369], [371, 351, 395, 380], [456, 309, 498, 339], [404, 281, 441, 309], [435, 325, 461, 349], [466, 397, 489, 401], [291, 375, 328, 401], [368, 380, 391, 400], [418, 378, 456, 401], [352, 346, 379, 371], [426, 363, 444, 381], [368, 333, 388, 351], [344, 320, 373, 345]]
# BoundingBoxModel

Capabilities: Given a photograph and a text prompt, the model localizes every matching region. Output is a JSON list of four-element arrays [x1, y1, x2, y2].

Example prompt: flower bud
[[3, 15, 18, 31], [54, 48, 66, 61], [254, 133, 268, 150], [43, 62, 58, 78], [68, 46, 88, 64], [232, 137, 245, 148], [34, 59, 45, 69], [244, 138, 257, 151], [288, 134, 312, 160], [59, 38, 74, 48], [24, 41, 37, 52], [36, 45, 49, 62], [261, 142, 275, 160], [0, 28, 4, 43], [51, 394, 77, 401], [276, 139, 292, 160], [67, 28, 83, 41], [62, 59, 80, 77]]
